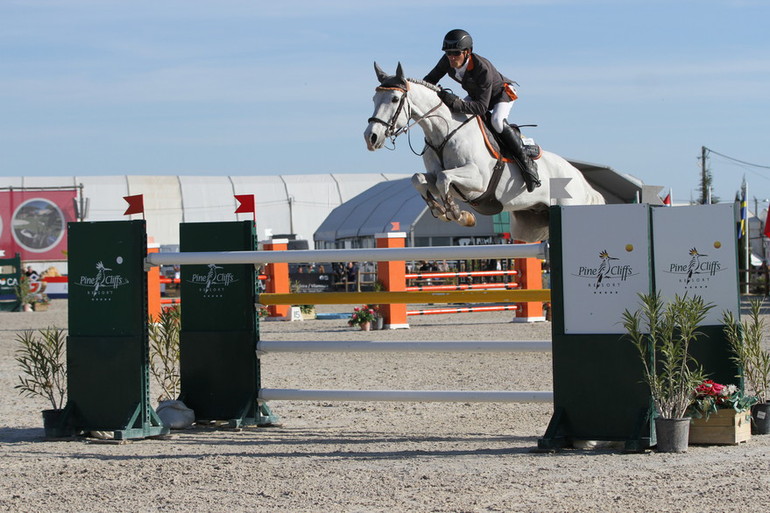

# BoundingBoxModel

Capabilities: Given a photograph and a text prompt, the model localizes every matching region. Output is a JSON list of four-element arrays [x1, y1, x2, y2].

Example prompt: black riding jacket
[[424, 53, 515, 116]]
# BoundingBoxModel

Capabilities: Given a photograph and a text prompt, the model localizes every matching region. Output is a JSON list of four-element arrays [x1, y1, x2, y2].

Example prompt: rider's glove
[[438, 89, 462, 111]]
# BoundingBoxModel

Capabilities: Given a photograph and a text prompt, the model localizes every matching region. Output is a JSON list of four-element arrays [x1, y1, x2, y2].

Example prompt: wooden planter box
[[689, 408, 752, 445]]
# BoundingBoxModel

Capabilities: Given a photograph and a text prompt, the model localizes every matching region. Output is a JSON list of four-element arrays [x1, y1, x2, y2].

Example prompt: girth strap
[[423, 115, 477, 168], [452, 158, 506, 216]]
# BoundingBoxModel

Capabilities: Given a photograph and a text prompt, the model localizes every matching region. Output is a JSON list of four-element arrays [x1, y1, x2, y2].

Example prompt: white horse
[[364, 63, 605, 242]]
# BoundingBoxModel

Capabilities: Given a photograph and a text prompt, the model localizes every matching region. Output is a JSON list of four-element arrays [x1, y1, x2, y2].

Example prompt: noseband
[[367, 85, 410, 140], [368, 82, 446, 144]]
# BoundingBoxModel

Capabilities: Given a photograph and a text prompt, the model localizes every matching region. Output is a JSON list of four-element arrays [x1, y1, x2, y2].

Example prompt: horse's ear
[[396, 62, 405, 81], [374, 62, 388, 84]]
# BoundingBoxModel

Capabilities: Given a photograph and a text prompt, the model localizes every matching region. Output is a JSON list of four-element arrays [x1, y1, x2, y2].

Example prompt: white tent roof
[[1, 173, 408, 247]]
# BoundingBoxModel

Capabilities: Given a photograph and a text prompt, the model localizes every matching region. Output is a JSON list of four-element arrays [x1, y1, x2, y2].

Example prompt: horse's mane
[[407, 78, 441, 93]]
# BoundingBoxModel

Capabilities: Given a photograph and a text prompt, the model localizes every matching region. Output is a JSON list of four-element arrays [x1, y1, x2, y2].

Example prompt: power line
[[705, 147, 770, 170]]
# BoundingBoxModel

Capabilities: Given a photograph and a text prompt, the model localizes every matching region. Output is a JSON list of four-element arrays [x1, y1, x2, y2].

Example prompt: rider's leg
[[490, 101, 513, 134], [497, 120, 541, 192]]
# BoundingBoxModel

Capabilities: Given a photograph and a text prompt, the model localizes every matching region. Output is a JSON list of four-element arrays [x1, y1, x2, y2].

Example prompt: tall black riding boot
[[499, 123, 541, 192]]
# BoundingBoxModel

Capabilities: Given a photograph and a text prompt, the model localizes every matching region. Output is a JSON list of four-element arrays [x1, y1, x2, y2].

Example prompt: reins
[[423, 116, 476, 167], [369, 82, 468, 157]]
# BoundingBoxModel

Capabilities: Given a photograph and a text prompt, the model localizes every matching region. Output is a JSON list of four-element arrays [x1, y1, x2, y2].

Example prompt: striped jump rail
[[405, 283, 520, 292], [257, 289, 551, 306], [407, 304, 519, 316], [405, 269, 520, 280]]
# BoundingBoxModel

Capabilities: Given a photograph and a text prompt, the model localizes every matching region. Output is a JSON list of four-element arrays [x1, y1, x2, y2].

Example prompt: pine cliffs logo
[[75, 260, 130, 301], [574, 249, 636, 294], [188, 263, 238, 298], [664, 247, 724, 288]]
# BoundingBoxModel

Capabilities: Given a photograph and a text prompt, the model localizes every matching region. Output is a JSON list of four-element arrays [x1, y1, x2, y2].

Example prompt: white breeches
[[490, 101, 514, 133], [460, 95, 514, 133]]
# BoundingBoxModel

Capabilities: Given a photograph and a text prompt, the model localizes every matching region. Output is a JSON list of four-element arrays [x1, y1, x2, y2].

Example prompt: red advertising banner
[[0, 190, 77, 262]]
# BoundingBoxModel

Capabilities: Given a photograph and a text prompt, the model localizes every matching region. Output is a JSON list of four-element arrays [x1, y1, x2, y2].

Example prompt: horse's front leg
[[435, 164, 484, 226], [412, 173, 449, 221]]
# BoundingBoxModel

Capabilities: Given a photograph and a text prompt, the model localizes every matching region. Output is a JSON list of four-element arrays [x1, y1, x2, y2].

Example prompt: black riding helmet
[[442, 29, 473, 52]]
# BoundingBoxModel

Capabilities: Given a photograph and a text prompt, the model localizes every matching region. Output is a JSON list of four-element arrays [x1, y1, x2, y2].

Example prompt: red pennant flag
[[390, 221, 400, 231], [764, 207, 770, 239], [663, 192, 671, 206], [234, 194, 255, 214], [123, 194, 144, 216]]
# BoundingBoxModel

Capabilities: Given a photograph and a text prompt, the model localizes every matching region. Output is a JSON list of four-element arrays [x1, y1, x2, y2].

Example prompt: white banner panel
[[652, 204, 739, 323], [561, 204, 651, 334]]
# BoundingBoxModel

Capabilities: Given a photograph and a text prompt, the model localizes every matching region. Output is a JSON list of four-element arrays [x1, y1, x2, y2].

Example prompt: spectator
[[24, 266, 39, 281], [346, 262, 359, 291]]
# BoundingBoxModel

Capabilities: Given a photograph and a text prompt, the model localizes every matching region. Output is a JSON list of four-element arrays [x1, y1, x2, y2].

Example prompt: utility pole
[[743, 180, 750, 294], [759, 198, 770, 265], [701, 146, 708, 204]]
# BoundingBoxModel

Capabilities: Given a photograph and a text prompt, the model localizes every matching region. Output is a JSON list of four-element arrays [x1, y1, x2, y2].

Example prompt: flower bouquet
[[348, 304, 378, 330], [687, 379, 757, 445], [689, 379, 757, 419]]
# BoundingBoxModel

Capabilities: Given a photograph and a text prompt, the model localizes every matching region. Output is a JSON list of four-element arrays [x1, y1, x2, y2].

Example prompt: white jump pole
[[145, 242, 547, 267], [257, 340, 552, 354], [259, 388, 553, 403]]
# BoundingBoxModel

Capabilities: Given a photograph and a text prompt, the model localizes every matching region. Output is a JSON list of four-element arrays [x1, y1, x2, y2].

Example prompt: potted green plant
[[14, 276, 50, 311], [622, 292, 711, 452], [298, 304, 316, 320], [148, 307, 194, 429], [723, 299, 770, 434], [290, 280, 316, 319], [14, 275, 35, 312], [348, 304, 377, 331], [14, 327, 69, 437], [32, 289, 51, 312], [148, 307, 181, 404]]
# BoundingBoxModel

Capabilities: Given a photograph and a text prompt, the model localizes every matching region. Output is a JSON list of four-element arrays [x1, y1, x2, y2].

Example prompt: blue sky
[[2, 0, 769, 205]]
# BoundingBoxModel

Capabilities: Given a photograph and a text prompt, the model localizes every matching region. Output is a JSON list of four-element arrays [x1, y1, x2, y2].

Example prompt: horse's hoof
[[459, 211, 476, 227]]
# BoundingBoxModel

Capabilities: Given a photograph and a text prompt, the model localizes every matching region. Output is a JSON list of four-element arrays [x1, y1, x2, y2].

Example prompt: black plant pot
[[42, 409, 73, 439], [751, 402, 770, 435], [655, 417, 690, 453]]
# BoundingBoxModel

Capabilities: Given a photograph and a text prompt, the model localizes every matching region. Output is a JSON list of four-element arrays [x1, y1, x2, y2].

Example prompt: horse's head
[[364, 62, 410, 151]]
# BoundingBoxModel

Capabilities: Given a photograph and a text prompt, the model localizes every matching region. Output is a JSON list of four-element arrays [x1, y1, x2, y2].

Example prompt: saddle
[[451, 116, 542, 216], [480, 115, 542, 162]]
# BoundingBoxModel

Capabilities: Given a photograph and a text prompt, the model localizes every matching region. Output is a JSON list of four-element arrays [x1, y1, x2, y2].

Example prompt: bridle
[[367, 85, 410, 140], [367, 83, 444, 151]]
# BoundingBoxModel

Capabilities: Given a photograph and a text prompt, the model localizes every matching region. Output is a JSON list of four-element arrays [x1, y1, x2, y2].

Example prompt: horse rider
[[424, 29, 541, 192]]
